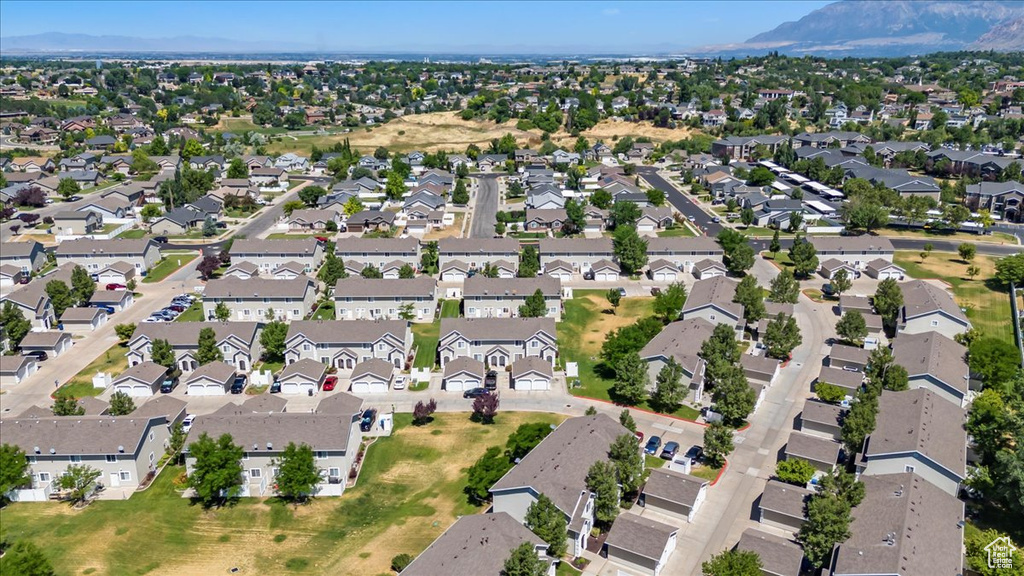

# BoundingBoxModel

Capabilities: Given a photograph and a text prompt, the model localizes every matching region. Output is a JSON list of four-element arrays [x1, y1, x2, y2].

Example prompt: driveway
[[469, 175, 500, 239]]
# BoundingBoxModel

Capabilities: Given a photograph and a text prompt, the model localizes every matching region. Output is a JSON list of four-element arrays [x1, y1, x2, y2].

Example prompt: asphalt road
[[470, 175, 499, 239], [638, 166, 1022, 256]]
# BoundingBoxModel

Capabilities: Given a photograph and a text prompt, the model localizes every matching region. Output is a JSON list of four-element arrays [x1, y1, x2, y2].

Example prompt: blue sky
[[0, 1, 831, 52]]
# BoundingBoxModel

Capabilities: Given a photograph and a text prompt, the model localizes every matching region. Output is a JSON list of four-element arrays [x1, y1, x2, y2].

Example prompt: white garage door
[[352, 380, 388, 394], [654, 271, 676, 282], [187, 383, 225, 396], [637, 224, 655, 232], [446, 378, 475, 392], [120, 385, 152, 397], [551, 272, 571, 281], [516, 377, 549, 391], [443, 271, 466, 281], [878, 271, 901, 280], [595, 272, 617, 282], [282, 382, 314, 395]]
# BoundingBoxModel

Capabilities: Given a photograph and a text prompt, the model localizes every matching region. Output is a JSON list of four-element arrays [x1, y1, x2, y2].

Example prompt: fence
[[1012, 283, 1024, 368]]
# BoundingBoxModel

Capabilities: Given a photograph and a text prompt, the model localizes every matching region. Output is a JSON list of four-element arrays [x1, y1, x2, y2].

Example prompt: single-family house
[[346, 210, 395, 233], [287, 209, 339, 232], [53, 211, 103, 236], [150, 207, 206, 235], [0, 240, 46, 274], [1, 283, 55, 330]]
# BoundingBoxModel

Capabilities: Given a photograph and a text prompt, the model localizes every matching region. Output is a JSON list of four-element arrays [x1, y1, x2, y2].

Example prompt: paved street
[[469, 175, 500, 239], [638, 166, 723, 236]]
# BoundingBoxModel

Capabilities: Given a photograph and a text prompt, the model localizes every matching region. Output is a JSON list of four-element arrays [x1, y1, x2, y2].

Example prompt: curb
[[709, 459, 728, 486]]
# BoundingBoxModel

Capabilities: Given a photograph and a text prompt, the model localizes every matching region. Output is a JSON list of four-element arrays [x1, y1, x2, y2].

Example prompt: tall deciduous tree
[[830, 268, 852, 296], [653, 282, 687, 322], [835, 310, 868, 343], [609, 432, 645, 497], [70, 265, 94, 306], [57, 464, 102, 503], [518, 289, 548, 318], [465, 446, 512, 503], [734, 275, 766, 323], [45, 280, 73, 317], [259, 321, 289, 362], [0, 443, 31, 498], [701, 549, 763, 576], [652, 357, 685, 412], [711, 362, 757, 424], [768, 269, 799, 303], [703, 422, 734, 467], [1, 302, 31, 350], [187, 433, 244, 507], [613, 226, 648, 275], [502, 542, 550, 576], [0, 540, 56, 576], [196, 327, 223, 365], [274, 442, 321, 502], [763, 313, 801, 360], [788, 235, 819, 278], [585, 460, 620, 524], [612, 351, 649, 406], [873, 278, 903, 327], [525, 493, 568, 557]]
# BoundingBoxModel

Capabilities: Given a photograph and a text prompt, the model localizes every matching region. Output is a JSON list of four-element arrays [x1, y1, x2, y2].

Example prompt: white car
[[393, 376, 407, 390], [181, 414, 196, 433]]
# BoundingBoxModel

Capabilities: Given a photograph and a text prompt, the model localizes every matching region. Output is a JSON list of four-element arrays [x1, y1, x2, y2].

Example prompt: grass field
[[0, 412, 564, 576], [656, 226, 696, 238], [893, 251, 1014, 345], [142, 253, 198, 283], [310, 301, 335, 320], [559, 290, 700, 420], [175, 301, 205, 322], [411, 301, 459, 369], [880, 227, 1019, 245], [58, 343, 128, 397], [116, 228, 148, 239]]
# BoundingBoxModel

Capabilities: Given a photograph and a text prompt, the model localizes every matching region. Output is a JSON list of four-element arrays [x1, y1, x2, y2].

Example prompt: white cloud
[[602, 7, 620, 16]]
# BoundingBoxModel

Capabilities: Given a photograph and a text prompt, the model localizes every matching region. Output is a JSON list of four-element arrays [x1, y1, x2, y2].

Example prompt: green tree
[[830, 268, 852, 297], [768, 269, 799, 304], [317, 252, 348, 285], [524, 493, 568, 557], [70, 265, 95, 306], [763, 313, 801, 360], [702, 549, 763, 576], [187, 433, 245, 507], [798, 490, 853, 567], [835, 310, 868, 343], [712, 362, 757, 424], [788, 235, 818, 277], [202, 216, 218, 237], [140, 203, 162, 223], [700, 323, 741, 386], [420, 241, 440, 274], [167, 422, 187, 463], [398, 264, 416, 279], [841, 392, 878, 456], [966, 264, 981, 280], [181, 139, 204, 161], [958, 242, 977, 263], [563, 198, 585, 236], [502, 541, 550, 576], [969, 337, 1022, 391], [518, 245, 540, 277], [227, 157, 249, 179], [0, 540, 56, 576], [274, 442, 322, 502], [391, 554, 414, 573], [150, 338, 176, 370], [108, 391, 136, 416], [613, 226, 648, 275], [611, 200, 641, 229], [726, 242, 755, 275], [591, 188, 613, 209], [609, 432, 645, 497], [619, 409, 637, 433], [995, 253, 1024, 286], [45, 280, 73, 317], [505, 422, 553, 461], [452, 179, 470, 205], [52, 395, 84, 416], [921, 243, 934, 262], [585, 460, 620, 524], [342, 196, 365, 217], [776, 458, 816, 485], [815, 382, 847, 403], [873, 278, 903, 327], [260, 321, 289, 362], [0, 443, 30, 498], [882, 364, 909, 391], [57, 177, 81, 200], [769, 229, 781, 258], [298, 184, 327, 207], [214, 301, 231, 322], [196, 327, 223, 365], [282, 200, 305, 217], [612, 351, 649, 406], [465, 446, 513, 504], [518, 289, 548, 318], [653, 282, 687, 322], [733, 275, 766, 323], [652, 357, 685, 412], [703, 421, 734, 467], [361, 264, 383, 279], [965, 526, 1024, 576], [57, 464, 102, 503], [0, 302, 31, 350], [605, 288, 621, 312]]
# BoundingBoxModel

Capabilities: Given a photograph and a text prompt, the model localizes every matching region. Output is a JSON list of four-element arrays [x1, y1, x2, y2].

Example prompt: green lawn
[[412, 321, 440, 369], [0, 412, 564, 576], [174, 301, 205, 322], [57, 343, 129, 397], [559, 290, 700, 420], [894, 251, 1014, 345], [744, 226, 796, 237], [311, 301, 335, 320], [656, 226, 696, 238], [116, 228, 148, 239], [142, 253, 198, 283], [690, 464, 723, 482], [556, 561, 583, 576], [267, 233, 322, 240], [225, 206, 262, 218], [510, 232, 547, 239], [440, 299, 460, 318]]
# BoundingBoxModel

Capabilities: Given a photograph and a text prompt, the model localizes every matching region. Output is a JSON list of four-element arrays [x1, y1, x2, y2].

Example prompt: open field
[[879, 227, 1018, 245], [0, 412, 565, 576], [559, 290, 700, 420], [893, 251, 1014, 344], [257, 111, 697, 155], [57, 343, 128, 398]]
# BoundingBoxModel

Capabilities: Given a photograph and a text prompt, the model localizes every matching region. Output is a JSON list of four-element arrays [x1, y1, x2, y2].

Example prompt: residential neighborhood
[[1, 5, 1024, 576]]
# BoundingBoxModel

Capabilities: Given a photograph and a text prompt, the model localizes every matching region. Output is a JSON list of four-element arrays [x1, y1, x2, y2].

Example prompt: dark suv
[[160, 378, 178, 394], [360, 409, 378, 432], [484, 370, 498, 390], [230, 375, 247, 394]]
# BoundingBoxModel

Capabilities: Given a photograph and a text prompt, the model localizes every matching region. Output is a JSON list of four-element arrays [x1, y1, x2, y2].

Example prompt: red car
[[106, 283, 127, 291], [322, 376, 338, 391], [634, 431, 645, 444], [314, 236, 329, 243]]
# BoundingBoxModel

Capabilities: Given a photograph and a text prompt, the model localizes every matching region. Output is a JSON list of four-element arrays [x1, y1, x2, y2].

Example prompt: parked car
[[684, 445, 704, 465], [393, 375, 407, 390], [484, 370, 498, 390], [616, 287, 627, 297], [92, 304, 116, 314], [322, 376, 338, 391], [359, 409, 377, 432], [644, 436, 662, 455], [166, 304, 186, 313], [160, 378, 178, 394], [153, 236, 169, 244], [105, 283, 127, 291], [660, 441, 680, 460], [822, 283, 836, 296], [650, 287, 662, 296], [270, 380, 281, 394], [22, 350, 48, 362], [634, 431, 644, 444], [582, 270, 594, 280], [181, 414, 196, 433], [314, 236, 329, 243], [463, 387, 488, 399], [712, 216, 721, 223], [69, 195, 83, 202], [230, 375, 247, 394]]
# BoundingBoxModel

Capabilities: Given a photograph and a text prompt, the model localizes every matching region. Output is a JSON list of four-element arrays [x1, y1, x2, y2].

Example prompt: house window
[[315, 451, 327, 460], [38, 472, 51, 482], [149, 452, 155, 464], [119, 471, 131, 482], [249, 468, 262, 478], [905, 465, 915, 473], [328, 467, 341, 478], [242, 453, 250, 461], [303, 344, 311, 351], [292, 309, 300, 317], [930, 320, 938, 327], [69, 455, 82, 463], [457, 341, 465, 349], [106, 455, 118, 463], [243, 309, 251, 316], [149, 431, 154, 441], [27, 456, 36, 464]]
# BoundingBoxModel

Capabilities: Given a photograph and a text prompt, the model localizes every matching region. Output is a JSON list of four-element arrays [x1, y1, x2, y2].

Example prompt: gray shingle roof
[[605, 513, 678, 561], [0, 414, 170, 456], [864, 389, 966, 478], [735, 529, 803, 576], [809, 235, 894, 255], [335, 237, 419, 255], [900, 280, 970, 326], [443, 356, 485, 379], [55, 238, 155, 257], [189, 409, 355, 453], [285, 319, 407, 345], [817, 366, 864, 392], [203, 277, 315, 299], [490, 414, 629, 516], [640, 317, 716, 375], [351, 358, 395, 380], [643, 468, 707, 507], [539, 237, 614, 255], [401, 513, 546, 576], [800, 400, 847, 429], [829, 343, 871, 366], [114, 361, 168, 386], [333, 276, 436, 298], [440, 317, 556, 343], [463, 276, 560, 298], [231, 238, 321, 257], [892, 331, 969, 395], [438, 237, 520, 256], [833, 473, 963, 576], [759, 479, 812, 520], [511, 356, 553, 379], [785, 431, 841, 466], [133, 322, 259, 347], [682, 276, 743, 320], [184, 361, 236, 385]]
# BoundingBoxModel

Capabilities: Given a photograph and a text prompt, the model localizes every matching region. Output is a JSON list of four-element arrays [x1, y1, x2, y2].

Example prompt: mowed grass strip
[[0, 412, 564, 576], [142, 253, 198, 283], [893, 250, 1014, 345]]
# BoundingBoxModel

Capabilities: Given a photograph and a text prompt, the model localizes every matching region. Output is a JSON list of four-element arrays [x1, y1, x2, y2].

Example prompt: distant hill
[[739, 0, 1024, 56], [0, 32, 315, 53]]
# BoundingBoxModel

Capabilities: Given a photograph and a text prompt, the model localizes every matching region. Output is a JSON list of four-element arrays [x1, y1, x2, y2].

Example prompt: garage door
[[187, 383, 224, 396], [595, 272, 616, 282], [516, 377, 549, 391], [352, 380, 388, 394], [445, 378, 474, 392], [282, 382, 314, 395], [654, 271, 676, 282], [879, 271, 902, 280], [443, 272, 466, 281], [120, 385, 152, 397], [637, 224, 655, 232]]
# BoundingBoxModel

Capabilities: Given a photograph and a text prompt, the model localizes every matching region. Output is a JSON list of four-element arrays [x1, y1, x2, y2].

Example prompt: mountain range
[[3, 1, 1024, 58]]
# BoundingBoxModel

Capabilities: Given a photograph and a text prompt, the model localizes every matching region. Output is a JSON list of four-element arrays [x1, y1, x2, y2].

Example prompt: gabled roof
[[785, 431, 841, 466], [231, 238, 321, 257], [203, 277, 315, 299], [892, 331, 969, 396], [333, 276, 435, 298], [443, 356, 485, 379], [682, 276, 742, 320], [643, 468, 708, 508], [640, 317, 716, 375], [440, 317, 556, 343], [401, 513, 546, 576], [863, 389, 966, 479], [463, 276, 560, 298], [605, 513, 678, 562], [759, 479, 813, 520], [900, 280, 970, 326], [735, 529, 803, 576], [285, 319, 407, 345], [351, 358, 395, 381]]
